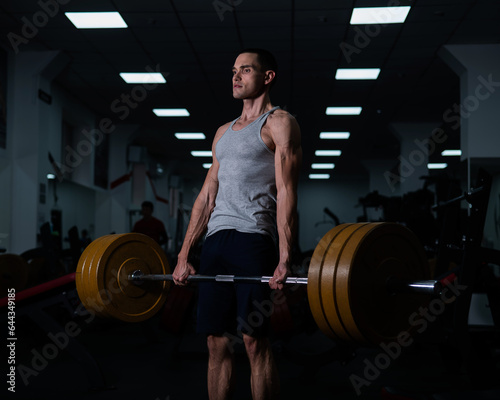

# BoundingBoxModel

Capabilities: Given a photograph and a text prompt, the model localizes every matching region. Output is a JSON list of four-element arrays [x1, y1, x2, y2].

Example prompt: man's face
[[232, 52, 267, 99]]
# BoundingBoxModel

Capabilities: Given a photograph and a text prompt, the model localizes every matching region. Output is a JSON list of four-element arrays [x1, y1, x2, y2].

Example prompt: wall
[[0, 48, 138, 253], [36, 82, 100, 248], [47, 179, 96, 244], [297, 177, 369, 252]]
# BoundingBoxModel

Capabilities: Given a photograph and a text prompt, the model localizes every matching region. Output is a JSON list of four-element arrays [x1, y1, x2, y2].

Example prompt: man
[[172, 48, 302, 400], [132, 201, 168, 245]]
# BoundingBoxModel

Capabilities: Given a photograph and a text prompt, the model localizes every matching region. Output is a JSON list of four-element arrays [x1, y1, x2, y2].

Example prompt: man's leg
[[243, 334, 280, 400], [197, 232, 238, 399], [207, 335, 236, 400]]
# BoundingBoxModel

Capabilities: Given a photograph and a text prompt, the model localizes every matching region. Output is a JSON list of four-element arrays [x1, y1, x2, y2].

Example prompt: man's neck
[[239, 93, 273, 122]]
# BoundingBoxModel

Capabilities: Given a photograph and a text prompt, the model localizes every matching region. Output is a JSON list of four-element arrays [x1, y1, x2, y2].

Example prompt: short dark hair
[[141, 201, 153, 210], [238, 48, 278, 87]]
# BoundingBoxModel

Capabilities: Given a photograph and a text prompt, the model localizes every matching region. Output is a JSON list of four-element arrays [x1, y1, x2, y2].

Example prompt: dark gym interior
[[1, 1, 500, 399]]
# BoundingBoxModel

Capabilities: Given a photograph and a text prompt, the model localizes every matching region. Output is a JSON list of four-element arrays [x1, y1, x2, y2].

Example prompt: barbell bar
[[129, 270, 309, 285], [128, 270, 442, 296], [75, 222, 442, 345]]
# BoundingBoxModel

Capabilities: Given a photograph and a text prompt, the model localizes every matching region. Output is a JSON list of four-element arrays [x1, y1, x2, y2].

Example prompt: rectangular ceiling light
[[175, 133, 206, 140], [311, 163, 335, 169], [120, 73, 166, 84], [335, 68, 380, 80], [320, 132, 350, 139], [350, 6, 411, 25], [326, 107, 362, 115], [191, 151, 212, 157], [153, 108, 190, 117], [309, 174, 330, 180], [202, 163, 212, 169], [315, 150, 342, 156], [65, 12, 128, 29], [441, 150, 462, 156], [428, 163, 448, 169]]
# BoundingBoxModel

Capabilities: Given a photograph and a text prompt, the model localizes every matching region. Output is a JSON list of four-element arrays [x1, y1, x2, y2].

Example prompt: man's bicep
[[275, 117, 302, 181], [273, 114, 301, 156], [197, 142, 220, 208], [285, 115, 302, 146]]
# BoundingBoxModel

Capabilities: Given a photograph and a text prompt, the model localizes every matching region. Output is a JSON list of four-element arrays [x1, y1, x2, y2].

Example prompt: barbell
[[75, 222, 440, 345], [127, 270, 439, 294]]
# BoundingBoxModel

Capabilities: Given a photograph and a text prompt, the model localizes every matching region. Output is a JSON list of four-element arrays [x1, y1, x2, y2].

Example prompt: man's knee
[[243, 334, 269, 358], [207, 335, 231, 357]]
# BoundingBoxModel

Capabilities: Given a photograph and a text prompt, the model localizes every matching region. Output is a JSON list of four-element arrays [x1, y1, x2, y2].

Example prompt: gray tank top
[[206, 106, 280, 241]]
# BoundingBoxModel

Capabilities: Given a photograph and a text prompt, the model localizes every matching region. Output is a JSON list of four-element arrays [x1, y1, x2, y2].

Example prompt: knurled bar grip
[[129, 270, 442, 295]]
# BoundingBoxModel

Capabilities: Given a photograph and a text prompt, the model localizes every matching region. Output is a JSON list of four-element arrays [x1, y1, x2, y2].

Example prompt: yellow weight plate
[[337, 223, 429, 345], [93, 233, 170, 322], [307, 223, 354, 341]]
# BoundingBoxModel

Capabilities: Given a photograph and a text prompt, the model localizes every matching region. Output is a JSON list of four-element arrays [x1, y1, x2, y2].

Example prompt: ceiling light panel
[[350, 7, 411, 25], [175, 133, 206, 140], [320, 132, 350, 139], [309, 174, 330, 180], [441, 150, 462, 156], [191, 151, 212, 157], [120, 73, 166, 84], [428, 163, 448, 169], [65, 12, 128, 29], [335, 68, 380, 80], [311, 163, 335, 169], [153, 108, 190, 117], [315, 150, 342, 156], [326, 107, 362, 115]]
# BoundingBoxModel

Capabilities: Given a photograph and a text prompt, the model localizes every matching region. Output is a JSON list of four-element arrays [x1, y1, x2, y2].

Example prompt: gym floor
[[7, 287, 500, 400]]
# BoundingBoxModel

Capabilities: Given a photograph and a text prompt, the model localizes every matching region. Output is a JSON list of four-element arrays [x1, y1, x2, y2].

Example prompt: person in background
[[133, 201, 168, 245]]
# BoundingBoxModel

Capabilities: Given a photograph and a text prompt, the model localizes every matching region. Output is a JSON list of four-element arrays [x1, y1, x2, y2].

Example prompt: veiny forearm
[[276, 187, 298, 267], [275, 146, 301, 268], [178, 202, 210, 260], [178, 178, 218, 262]]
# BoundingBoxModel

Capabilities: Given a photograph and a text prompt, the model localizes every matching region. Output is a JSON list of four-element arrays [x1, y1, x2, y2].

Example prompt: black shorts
[[196, 229, 278, 337]]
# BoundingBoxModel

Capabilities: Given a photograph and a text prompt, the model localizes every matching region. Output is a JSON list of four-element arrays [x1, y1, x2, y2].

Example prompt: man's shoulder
[[266, 109, 300, 135], [272, 108, 292, 118], [268, 109, 296, 126]]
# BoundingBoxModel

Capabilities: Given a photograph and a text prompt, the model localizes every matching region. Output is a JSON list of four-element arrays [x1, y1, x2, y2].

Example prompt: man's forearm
[[177, 198, 213, 261], [276, 189, 298, 267]]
